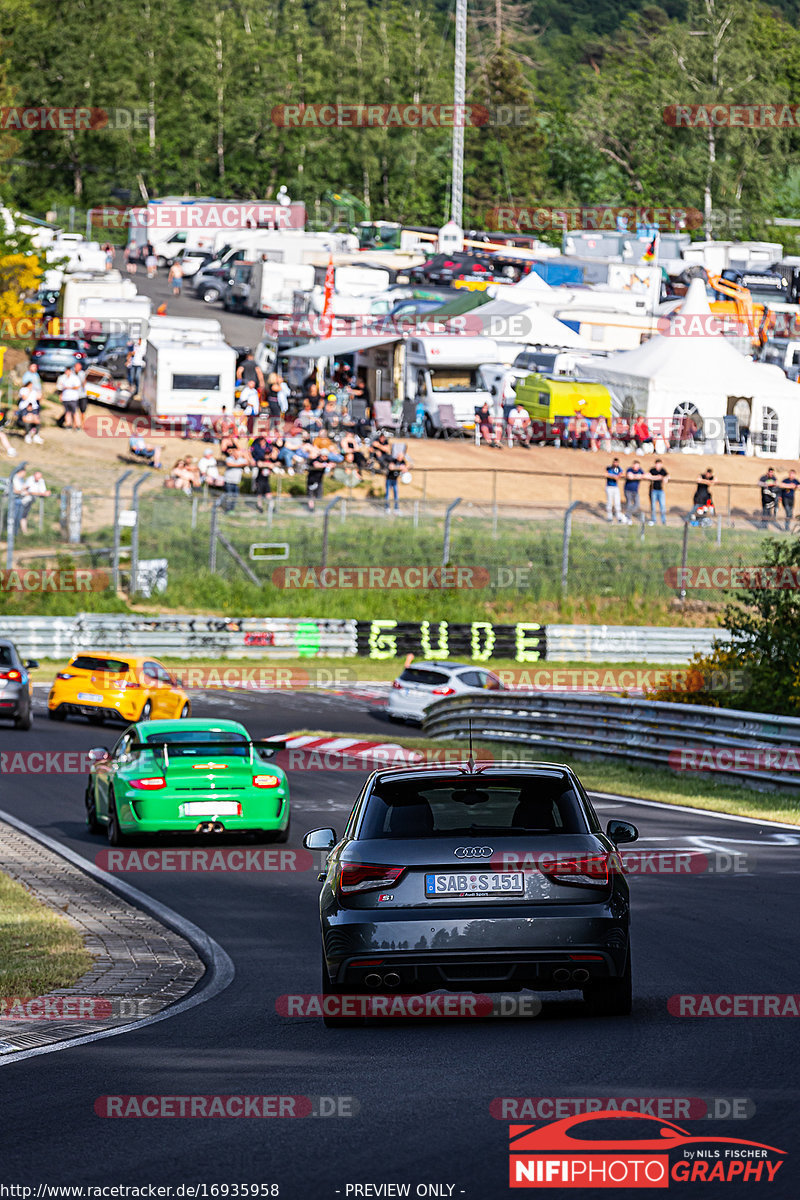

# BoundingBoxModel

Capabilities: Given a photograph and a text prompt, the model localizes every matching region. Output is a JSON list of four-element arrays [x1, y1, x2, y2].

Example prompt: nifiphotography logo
[[507, 1111, 785, 1187]]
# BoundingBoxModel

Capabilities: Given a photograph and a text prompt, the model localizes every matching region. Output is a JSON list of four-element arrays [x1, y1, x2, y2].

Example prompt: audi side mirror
[[303, 828, 337, 852], [607, 819, 638, 845]]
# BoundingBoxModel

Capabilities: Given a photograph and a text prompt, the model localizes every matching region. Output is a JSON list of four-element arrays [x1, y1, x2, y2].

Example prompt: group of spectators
[[603, 459, 800, 529]]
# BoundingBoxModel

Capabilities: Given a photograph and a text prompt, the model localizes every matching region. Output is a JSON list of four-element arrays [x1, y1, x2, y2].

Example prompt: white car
[[386, 660, 505, 723]]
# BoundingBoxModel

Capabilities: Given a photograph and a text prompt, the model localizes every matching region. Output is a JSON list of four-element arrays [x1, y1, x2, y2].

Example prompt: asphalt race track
[[0, 686, 798, 1197]]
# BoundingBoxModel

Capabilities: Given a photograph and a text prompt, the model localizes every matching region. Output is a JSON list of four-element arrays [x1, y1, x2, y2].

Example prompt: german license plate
[[77, 692, 103, 702], [425, 871, 524, 898], [180, 801, 241, 817]]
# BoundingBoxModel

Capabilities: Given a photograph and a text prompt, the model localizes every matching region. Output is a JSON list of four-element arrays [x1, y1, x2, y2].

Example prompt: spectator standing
[[145, 243, 158, 279], [127, 338, 147, 392], [56, 365, 82, 430], [239, 382, 260, 436], [605, 458, 627, 523], [222, 443, 250, 511], [759, 467, 779, 527], [305, 446, 328, 512], [624, 459, 645, 518], [238, 354, 265, 395], [780, 469, 798, 531], [250, 435, 272, 511], [647, 458, 669, 525], [124, 243, 138, 275], [167, 259, 183, 295], [384, 449, 408, 513]]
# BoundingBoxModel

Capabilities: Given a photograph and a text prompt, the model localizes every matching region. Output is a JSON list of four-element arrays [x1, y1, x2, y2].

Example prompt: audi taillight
[[431, 686, 456, 696], [128, 776, 166, 790], [252, 774, 281, 788], [0, 670, 22, 682], [539, 854, 610, 887], [338, 863, 405, 895]]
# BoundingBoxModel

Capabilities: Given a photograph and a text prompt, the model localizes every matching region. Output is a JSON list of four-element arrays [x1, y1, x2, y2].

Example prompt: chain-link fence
[[1, 466, 793, 623]]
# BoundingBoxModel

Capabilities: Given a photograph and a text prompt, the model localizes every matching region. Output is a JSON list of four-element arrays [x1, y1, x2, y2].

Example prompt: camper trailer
[[141, 318, 235, 420], [225, 260, 316, 315], [76, 295, 152, 338], [405, 336, 498, 433], [57, 271, 139, 325]]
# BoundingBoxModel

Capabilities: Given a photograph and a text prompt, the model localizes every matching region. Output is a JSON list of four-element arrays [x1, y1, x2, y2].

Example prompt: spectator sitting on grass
[[338, 430, 367, 470], [214, 406, 238, 449], [197, 450, 224, 487], [129, 435, 162, 468], [370, 431, 392, 471], [164, 457, 199, 496]]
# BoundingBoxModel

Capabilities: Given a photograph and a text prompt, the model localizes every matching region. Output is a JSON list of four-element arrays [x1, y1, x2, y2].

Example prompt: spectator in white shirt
[[56, 366, 82, 429]]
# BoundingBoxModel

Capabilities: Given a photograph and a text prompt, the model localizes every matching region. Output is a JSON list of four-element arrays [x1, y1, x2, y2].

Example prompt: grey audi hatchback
[[304, 761, 637, 1025]]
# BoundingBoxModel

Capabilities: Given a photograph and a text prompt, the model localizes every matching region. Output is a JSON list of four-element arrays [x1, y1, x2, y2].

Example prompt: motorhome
[[224, 260, 316, 315], [404, 336, 498, 433], [141, 322, 235, 420], [57, 271, 139, 325], [48, 239, 108, 273], [681, 241, 784, 276], [193, 231, 359, 299], [76, 295, 152, 338]]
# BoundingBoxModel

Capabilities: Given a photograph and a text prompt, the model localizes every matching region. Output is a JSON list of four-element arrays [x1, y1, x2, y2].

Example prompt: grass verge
[[0, 871, 94, 998], [293, 730, 800, 826]]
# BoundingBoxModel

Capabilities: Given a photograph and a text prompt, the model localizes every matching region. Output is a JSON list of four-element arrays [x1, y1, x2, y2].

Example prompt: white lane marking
[[685, 834, 800, 851], [588, 790, 800, 832]]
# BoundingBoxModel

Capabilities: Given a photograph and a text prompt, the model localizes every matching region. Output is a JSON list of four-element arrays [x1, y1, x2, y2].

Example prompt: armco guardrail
[[422, 692, 800, 790], [0, 615, 357, 659], [546, 625, 729, 663]]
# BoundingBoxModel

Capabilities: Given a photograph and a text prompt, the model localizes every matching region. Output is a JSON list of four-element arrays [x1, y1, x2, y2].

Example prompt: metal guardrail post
[[561, 501, 580, 598], [209, 497, 222, 573], [679, 519, 690, 600], [112, 469, 134, 591], [321, 496, 344, 568], [5, 462, 27, 569], [442, 497, 461, 566], [128, 475, 150, 595]]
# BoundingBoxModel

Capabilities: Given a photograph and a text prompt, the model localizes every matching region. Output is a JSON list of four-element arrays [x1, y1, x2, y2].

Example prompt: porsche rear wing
[[129, 738, 288, 766]]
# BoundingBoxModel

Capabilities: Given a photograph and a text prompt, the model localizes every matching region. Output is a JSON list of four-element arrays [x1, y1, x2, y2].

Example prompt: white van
[[76, 295, 152, 338], [226, 260, 316, 315]]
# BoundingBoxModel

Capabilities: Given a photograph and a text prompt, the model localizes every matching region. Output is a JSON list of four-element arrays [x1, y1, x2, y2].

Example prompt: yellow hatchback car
[[48, 654, 191, 726]]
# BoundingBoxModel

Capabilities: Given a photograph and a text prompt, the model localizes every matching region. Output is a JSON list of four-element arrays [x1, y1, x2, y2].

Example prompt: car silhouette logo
[[454, 846, 493, 858]]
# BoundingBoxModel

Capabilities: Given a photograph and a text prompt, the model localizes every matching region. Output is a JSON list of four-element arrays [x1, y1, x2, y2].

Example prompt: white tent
[[467, 295, 588, 351], [581, 278, 800, 457]]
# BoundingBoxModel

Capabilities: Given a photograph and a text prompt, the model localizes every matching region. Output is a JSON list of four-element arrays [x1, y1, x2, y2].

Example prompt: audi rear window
[[399, 668, 450, 686], [359, 775, 588, 839], [70, 656, 130, 673]]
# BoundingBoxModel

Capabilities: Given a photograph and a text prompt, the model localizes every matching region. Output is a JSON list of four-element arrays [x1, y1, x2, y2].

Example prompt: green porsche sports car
[[84, 718, 290, 844]]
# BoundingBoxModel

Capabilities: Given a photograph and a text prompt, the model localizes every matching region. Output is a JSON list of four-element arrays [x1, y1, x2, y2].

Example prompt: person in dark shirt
[[384, 450, 409, 513], [759, 467, 779, 527], [692, 469, 715, 511], [306, 447, 328, 512], [780, 469, 798, 531], [647, 458, 669, 525], [624, 459, 645, 519], [250, 434, 272, 511], [605, 458, 626, 523]]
